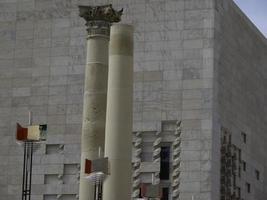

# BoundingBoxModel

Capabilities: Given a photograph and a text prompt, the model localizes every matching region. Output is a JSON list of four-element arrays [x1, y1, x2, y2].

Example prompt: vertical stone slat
[[172, 121, 182, 200]]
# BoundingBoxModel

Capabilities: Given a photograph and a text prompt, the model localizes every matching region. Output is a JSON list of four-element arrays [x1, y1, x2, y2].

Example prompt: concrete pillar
[[103, 24, 134, 200], [78, 5, 122, 200]]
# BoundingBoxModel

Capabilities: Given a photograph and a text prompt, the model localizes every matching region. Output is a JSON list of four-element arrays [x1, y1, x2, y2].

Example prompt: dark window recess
[[161, 187, 169, 200], [242, 161, 246, 171], [237, 187, 241, 198], [256, 170, 260, 180], [233, 175, 236, 187], [160, 146, 170, 180], [139, 188, 142, 198], [241, 132, 247, 143], [246, 182, 251, 193]]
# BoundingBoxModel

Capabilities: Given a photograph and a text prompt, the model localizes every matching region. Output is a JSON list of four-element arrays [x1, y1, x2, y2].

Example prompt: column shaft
[[103, 24, 134, 200], [79, 35, 109, 200]]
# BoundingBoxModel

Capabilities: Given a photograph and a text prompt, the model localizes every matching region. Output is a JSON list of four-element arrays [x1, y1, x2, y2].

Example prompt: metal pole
[[25, 142, 29, 198], [29, 142, 33, 200], [27, 111, 32, 200], [22, 143, 26, 200], [21, 111, 34, 200]]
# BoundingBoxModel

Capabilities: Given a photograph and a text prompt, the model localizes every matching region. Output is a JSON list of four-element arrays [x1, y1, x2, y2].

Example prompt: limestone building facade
[[0, 0, 266, 200]]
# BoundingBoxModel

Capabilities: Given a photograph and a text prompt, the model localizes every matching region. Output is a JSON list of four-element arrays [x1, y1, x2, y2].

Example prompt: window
[[255, 170, 260, 180], [242, 161, 246, 171], [241, 132, 247, 143], [246, 182, 251, 193], [161, 187, 169, 200], [160, 146, 170, 180], [233, 175, 236, 187], [237, 187, 241, 198], [139, 188, 142, 198]]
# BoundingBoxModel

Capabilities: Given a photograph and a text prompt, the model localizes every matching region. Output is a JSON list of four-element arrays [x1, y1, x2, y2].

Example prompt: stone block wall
[[1, 0, 266, 200], [1, 0, 214, 199], [130, 1, 215, 198], [0, 1, 85, 199], [214, 0, 267, 199]]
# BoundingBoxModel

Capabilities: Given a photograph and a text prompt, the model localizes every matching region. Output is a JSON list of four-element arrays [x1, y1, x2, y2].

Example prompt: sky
[[234, 0, 267, 38]]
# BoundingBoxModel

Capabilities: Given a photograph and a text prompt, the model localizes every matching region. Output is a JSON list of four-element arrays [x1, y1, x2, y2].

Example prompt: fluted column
[[103, 24, 134, 200], [78, 5, 122, 200]]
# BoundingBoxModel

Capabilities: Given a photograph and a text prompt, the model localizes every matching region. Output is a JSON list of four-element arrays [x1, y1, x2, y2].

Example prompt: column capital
[[78, 4, 123, 37]]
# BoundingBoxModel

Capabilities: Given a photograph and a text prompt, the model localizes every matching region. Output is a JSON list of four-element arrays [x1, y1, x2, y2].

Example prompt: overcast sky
[[234, 0, 267, 38]]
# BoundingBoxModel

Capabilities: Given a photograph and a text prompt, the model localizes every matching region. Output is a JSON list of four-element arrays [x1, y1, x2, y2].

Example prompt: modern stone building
[[0, 0, 267, 200]]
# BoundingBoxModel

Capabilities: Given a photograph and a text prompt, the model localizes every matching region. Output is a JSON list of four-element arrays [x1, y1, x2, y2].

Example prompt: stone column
[[103, 24, 134, 200], [78, 5, 122, 200]]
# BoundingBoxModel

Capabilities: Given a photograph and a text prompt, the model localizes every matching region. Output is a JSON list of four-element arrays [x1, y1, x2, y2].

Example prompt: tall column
[[103, 24, 134, 200], [78, 5, 122, 200]]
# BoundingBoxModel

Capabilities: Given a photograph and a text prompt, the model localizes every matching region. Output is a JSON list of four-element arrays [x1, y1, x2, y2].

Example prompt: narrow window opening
[[246, 182, 251, 193], [233, 175, 236, 187], [160, 146, 170, 180], [242, 161, 246, 171], [161, 187, 169, 200], [241, 132, 247, 143], [237, 187, 241, 198], [255, 170, 260, 180], [238, 148, 241, 177]]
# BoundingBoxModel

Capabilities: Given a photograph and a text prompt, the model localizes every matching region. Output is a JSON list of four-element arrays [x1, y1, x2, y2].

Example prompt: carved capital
[[78, 4, 123, 37]]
